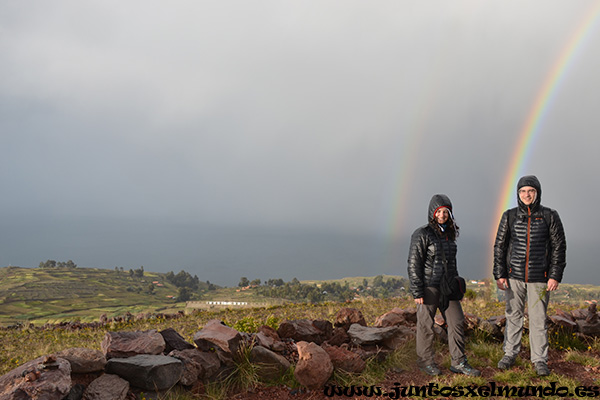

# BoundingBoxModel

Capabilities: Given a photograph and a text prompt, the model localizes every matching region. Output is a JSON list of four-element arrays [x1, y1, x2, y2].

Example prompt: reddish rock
[[193, 320, 242, 354], [56, 348, 107, 373], [294, 341, 333, 390], [374, 311, 406, 328], [250, 346, 291, 381], [101, 330, 166, 359], [549, 315, 578, 331], [325, 327, 350, 346], [168, 349, 206, 387], [190, 351, 221, 380], [576, 320, 600, 336], [258, 325, 281, 341], [433, 324, 448, 343], [312, 319, 333, 340], [82, 373, 129, 400], [382, 325, 415, 350], [321, 343, 366, 373], [0, 356, 72, 400], [586, 304, 599, 324], [555, 309, 575, 322], [401, 307, 418, 324], [255, 325, 285, 352], [434, 315, 445, 327], [464, 312, 481, 332], [334, 308, 366, 330], [277, 320, 327, 344], [571, 308, 589, 321]]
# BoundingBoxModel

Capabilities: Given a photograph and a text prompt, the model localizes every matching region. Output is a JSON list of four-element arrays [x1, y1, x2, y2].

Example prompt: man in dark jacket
[[493, 175, 566, 376]]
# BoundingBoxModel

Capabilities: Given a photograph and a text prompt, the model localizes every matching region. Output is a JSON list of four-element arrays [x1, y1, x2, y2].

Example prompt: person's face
[[435, 207, 450, 224], [518, 186, 537, 206]]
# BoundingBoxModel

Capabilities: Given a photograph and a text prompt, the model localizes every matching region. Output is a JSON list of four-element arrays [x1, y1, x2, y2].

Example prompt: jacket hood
[[428, 194, 453, 222], [517, 175, 542, 211]]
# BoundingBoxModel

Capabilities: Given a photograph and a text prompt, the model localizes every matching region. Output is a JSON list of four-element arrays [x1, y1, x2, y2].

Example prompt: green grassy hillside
[[0, 266, 186, 326]]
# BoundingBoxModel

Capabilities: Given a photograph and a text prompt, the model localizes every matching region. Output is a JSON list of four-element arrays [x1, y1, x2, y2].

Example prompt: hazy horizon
[[2, 215, 595, 287]]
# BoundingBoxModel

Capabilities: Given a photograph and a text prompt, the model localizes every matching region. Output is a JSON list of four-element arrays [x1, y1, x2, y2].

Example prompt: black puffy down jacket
[[493, 175, 566, 283], [407, 194, 459, 299]]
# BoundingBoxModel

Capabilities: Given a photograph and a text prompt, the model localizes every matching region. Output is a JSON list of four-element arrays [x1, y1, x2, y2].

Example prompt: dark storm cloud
[[1, 1, 599, 284]]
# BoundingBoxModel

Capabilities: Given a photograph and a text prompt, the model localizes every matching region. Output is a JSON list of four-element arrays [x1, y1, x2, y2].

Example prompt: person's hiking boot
[[419, 364, 442, 376], [497, 355, 516, 370], [450, 360, 481, 376], [535, 362, 550, 376]]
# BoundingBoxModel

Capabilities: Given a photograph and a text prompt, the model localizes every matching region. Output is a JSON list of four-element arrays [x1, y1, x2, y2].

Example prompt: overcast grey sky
[[1, 1, 599, 286]]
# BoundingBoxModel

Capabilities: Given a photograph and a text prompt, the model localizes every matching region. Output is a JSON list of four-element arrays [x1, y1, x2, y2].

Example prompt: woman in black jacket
[[407, 194, 480, 376]]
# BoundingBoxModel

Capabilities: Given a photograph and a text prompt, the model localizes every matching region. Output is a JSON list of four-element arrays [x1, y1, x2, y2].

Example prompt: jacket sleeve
[[407, 228, 427, 299], [547, 209, 567, 282], [493, 211, 510, 280]]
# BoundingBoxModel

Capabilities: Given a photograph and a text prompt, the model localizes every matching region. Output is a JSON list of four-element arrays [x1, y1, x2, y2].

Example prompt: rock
[[586, 304, 599, 324], [352, 345, 392, 362], [549, 315, 578, 332], [0, 356, 72, 400], [277, 320, 328, 345], [101, 330, 166, 359], [82, 374, 129, 400], [572, 308, 589, 321], [321, 343, 366, 373], [325, 327, 350, 346], [374, 311, 406, 328], [399, 307, 418, 324], [250, 346, 291, 381], [433, 324, 448, 343], [434, 315, 445, 327], [211, 350, 236, 382], [464, 312, 481, 332], [479, 319, 502, 338], [193, 320, 242, 354], [489, 315, 507, 327], [168, 349, 206, 387], [160, 328, 195, 353], [555, 309, 575, 322], [294, 341, 333, 390], [63, 383, 85, 400], [576, 320, 600, 337], [313, 319, 333, 338], [55, 348, 107, 373], [347, 324, 400, 346], [334, 308, 366, 330], [382, 325, 415, 350], [195, 351, 222, 380], [255, 325, 285, 352], [105, 354, 183, 391]]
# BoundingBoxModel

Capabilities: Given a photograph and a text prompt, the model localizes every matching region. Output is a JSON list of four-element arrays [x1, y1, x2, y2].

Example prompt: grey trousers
[[416, 286, 466, 367], [503, 279, 549, 364]]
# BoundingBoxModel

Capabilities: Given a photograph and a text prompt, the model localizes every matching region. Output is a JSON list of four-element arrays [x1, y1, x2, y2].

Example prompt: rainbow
[[490, 2, 600, 272]]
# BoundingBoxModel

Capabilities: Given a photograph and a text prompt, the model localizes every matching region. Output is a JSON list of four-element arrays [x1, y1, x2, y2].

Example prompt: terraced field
[[0, 266, 185, 325]]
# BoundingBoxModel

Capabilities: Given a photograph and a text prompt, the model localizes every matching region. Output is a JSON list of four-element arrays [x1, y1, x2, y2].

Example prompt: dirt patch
[[229, 348, 600, 400]]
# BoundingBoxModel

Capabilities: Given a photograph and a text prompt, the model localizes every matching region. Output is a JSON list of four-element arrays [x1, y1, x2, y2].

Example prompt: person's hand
[[496, 278, 509, 291], [414, 298, 424, 304], [547, 278, 559, 291]]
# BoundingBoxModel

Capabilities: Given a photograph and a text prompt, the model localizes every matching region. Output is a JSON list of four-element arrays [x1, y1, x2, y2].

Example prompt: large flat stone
[[105, 354, 183, 391]]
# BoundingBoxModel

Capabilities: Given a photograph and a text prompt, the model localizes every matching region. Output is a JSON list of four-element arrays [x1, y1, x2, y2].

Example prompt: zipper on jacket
[[525, 206, 531, 282]]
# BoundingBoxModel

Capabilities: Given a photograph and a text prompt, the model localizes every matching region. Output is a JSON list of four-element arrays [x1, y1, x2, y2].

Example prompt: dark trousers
[[416, 286, 466, 367]]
